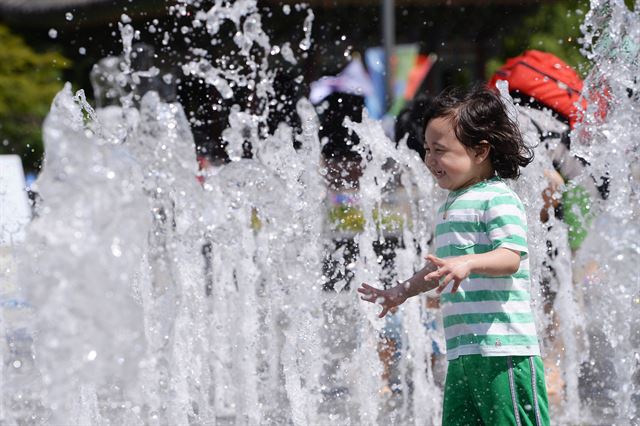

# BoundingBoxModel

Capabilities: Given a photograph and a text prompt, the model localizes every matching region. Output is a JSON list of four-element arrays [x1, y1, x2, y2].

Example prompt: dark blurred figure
[[267, 67, 304, 138], [319, 93, 364, 160], [394, 91, 433, 159], [319, 93, 364, 292]]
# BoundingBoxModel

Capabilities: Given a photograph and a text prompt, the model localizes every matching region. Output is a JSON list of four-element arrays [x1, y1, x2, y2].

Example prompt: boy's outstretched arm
[[357, 261, 440, 318], [424, 248, 521, 294]]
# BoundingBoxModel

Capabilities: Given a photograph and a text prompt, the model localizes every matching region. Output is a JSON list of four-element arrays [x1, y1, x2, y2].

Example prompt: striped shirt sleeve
[[484, 192, 529, 256]]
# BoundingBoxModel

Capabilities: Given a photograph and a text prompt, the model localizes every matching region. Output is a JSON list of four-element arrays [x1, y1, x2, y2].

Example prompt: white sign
[[0, 155, 32, 246]]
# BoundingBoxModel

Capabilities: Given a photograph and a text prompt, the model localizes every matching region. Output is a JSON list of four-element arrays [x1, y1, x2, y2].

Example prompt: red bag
[[488, 50, 586, 128]]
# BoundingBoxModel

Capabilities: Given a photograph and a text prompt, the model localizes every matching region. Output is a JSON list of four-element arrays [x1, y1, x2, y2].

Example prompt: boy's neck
[[453, 169, 497, 193]]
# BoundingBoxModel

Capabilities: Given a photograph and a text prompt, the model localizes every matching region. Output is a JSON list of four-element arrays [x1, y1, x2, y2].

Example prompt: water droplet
[[48, 28, 58, 39], [65, 12, 73, 21], [299, 9, 314, 51], [111, 242, 122, 257], [87, 350, 97, 361]]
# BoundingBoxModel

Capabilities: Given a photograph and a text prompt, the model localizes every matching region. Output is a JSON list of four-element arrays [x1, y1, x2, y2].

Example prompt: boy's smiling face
[[424, 116, 490, 191]]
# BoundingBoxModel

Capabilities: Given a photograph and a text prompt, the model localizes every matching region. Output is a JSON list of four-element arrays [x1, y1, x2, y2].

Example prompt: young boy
[[358, 86, 549, 425]]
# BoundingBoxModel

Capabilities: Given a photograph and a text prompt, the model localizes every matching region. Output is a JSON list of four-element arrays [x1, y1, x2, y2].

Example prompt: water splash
[[1, 1, 638, 425], [19, 84, 151, 423], [572, 1, 640, 423], [299, 9, 315, 51]]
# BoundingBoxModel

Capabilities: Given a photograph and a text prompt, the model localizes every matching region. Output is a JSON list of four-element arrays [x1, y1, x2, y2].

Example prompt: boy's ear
[[474, 140, 491, 163]]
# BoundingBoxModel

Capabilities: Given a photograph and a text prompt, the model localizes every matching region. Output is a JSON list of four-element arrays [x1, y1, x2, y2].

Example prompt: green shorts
[[443, 355, 549, 426]]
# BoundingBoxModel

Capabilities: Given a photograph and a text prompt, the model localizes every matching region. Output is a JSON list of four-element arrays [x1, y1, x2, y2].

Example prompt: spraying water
[[0, 0, 638, 425], [571, 1, 640, 423]]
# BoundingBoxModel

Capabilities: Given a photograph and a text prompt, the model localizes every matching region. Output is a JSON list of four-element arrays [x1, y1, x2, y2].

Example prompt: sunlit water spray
[[0, 0, 638, 425], [571, 1, 640, 423]]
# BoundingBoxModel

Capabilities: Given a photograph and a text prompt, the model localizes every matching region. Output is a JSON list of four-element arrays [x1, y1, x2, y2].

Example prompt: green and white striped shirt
[[435, 177, 540, 360]]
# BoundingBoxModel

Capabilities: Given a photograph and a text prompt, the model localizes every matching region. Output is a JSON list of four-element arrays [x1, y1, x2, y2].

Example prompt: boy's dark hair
[[422, 85, 534, 179]]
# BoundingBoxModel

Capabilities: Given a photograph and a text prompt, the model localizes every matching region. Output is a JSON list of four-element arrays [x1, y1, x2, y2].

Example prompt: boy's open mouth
[[432, 169, 445, 178]]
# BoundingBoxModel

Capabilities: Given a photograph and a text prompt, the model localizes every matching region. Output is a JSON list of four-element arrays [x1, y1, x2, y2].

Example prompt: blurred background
[[0, 0, 595, 178]]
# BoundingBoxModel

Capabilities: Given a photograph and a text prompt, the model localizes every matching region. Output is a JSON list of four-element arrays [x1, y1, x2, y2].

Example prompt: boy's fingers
[[427, 265, 451, 281], [358, 284, 377, 295], [451, 279, 462, 293], [426, 254, 444, 266], [375, 296, 387, 305], [436, 273, 454, 293], [379, 306, 390, 318], [425, 267, 446, 282], [363, 290, 380, 300], [358, 291, 373, 300]]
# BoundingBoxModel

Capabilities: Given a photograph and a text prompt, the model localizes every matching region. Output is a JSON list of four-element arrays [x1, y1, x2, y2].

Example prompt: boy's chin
[[434, 178, 452, 190], [432, 173, 458, 191]]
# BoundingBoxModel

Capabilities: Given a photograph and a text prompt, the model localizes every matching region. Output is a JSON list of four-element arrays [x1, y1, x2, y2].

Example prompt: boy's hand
[[357, 283, 407, 318], [424, 254, 473, 294]]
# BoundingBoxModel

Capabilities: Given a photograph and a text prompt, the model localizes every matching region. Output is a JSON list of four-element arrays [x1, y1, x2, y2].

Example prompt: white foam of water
[[2, 1, 638, 425]]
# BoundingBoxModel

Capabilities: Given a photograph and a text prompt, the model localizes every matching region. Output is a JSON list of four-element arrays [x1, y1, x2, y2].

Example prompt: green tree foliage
[[0, 25, 69, 172], [486, 0, 591, 79]]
